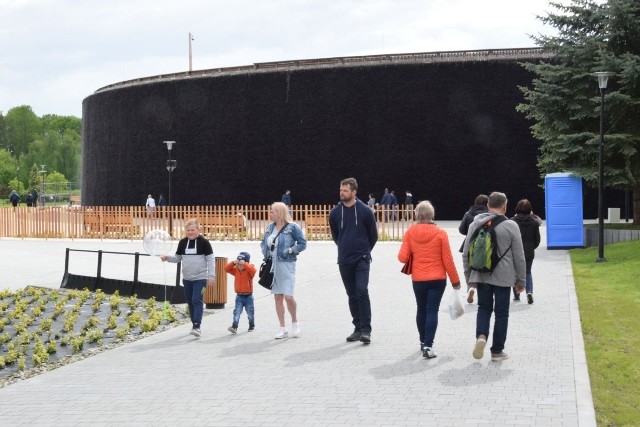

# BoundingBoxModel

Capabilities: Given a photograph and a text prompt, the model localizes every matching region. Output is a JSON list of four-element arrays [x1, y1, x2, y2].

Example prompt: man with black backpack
[[462, 192, 526, 362]]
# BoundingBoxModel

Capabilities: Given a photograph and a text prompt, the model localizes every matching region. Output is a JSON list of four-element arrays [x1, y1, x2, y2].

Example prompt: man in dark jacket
[[510, 199, 541, 304], [9, 190, 20, 207], [329, 177, 378, 344], [458, 194, 489, 303]]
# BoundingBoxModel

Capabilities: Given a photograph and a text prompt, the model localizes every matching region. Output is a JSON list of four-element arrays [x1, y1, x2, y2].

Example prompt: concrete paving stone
[[0, 225, 596, 425]]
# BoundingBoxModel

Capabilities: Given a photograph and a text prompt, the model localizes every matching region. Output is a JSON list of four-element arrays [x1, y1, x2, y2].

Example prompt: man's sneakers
[[346, 330, 362, 342], [472, 336, 487, 359], [227, 326, 238, 334], [422, 347, 437, 359], [190, 328, 201, 338], [274, 329, 289, 339], [467, 288, 475, 304], [346, 330, 371, 344], [491, 352, 509, 361], [527, 293, 534, 304], [248, 323, 255, 332], [360, 333, 371, 344]]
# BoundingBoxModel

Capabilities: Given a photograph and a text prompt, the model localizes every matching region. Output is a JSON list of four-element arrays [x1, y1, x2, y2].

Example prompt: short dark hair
[[488, 192, 507, 208], [340, 177, 358, 191], [474, 194, 489, 206], [514, 199, 532, 214]]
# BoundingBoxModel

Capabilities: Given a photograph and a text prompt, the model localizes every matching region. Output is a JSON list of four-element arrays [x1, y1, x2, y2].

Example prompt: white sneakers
[[473, 336, 487, 359], [292, 323, 301, 338], [467, 288, 475, 304], [275, 323, 301, 339], [274, 329, 289, 339]]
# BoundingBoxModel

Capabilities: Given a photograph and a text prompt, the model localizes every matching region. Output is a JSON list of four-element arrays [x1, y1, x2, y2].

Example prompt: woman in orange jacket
[[398, 201, 461, 359]]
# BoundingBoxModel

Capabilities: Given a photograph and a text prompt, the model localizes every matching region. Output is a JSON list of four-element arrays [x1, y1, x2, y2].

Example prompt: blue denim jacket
[[260, 222, 307, 262]]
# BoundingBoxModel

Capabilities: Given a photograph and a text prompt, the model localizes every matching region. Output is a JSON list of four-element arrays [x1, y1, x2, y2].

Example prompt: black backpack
[[468, 215, 511, 273]]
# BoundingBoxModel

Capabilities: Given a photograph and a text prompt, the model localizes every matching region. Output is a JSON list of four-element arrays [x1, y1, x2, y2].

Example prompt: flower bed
[[0, 286, 190, 387]]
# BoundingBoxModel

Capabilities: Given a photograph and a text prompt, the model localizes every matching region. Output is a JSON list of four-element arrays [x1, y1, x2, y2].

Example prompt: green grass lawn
[[570, 240, 640, 426]]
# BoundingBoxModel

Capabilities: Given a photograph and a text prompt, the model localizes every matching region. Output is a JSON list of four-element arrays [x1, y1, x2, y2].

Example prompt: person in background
[[145, 194, 156, 217], [458, 194, 489, 303], [380, 188, 392, 221], [390, 190, 399, 221], [463, 192, 526, 362], [158, 194, 167, 208], [281, 190, 292, 207], [329, 178, 378, 344], [367, 193, 376, 211], [31, 189, 39, 207], [404, 190, 414, 221], [9, 190, 21, 207], [398, 201, 460, 358], [260, 202, 307, 339], [225, 251, 257, 333], [510, 199, 541, 304], [161, 219, 215, 338]]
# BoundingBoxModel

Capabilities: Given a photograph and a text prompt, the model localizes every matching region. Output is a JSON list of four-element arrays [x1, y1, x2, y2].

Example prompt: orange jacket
[[224, 261, 257, 294], [397, 223, 460, 284]]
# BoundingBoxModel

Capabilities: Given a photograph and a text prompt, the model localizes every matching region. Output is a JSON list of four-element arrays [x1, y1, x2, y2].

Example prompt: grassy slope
[[570, 240, 640, 426]]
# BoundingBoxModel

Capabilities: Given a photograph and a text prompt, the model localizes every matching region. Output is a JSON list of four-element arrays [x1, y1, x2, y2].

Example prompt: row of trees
[[518, 0, 640, 223], [0, 106, 81, 199]]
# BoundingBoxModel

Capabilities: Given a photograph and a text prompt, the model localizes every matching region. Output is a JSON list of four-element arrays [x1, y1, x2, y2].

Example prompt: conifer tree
[[518, 0, 640, 223]]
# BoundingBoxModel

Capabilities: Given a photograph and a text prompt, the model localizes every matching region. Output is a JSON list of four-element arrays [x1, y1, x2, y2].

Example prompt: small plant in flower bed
[[0, 286, 190, 385]]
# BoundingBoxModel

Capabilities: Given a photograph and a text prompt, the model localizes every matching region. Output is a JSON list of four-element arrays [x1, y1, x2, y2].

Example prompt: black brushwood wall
[[82, 58, 621, 219]]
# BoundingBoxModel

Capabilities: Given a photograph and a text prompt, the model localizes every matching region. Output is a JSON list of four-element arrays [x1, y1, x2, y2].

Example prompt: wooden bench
[[199, 214, 245, 238], [83, 212, 133, 235], [84, 212, 102, 233], [103, 214, 133, 234], [305, 214, 330, 236], [69, 195, 81, 205]]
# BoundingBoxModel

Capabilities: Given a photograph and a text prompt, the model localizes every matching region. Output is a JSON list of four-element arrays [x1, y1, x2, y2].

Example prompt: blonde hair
[[271, 202, 293, 223], [184, 218, 201, 229], [415, 201, 435, 223]]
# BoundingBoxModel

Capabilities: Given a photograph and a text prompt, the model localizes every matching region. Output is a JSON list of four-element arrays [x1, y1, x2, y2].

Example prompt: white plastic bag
[[448, 288, 465, 320]]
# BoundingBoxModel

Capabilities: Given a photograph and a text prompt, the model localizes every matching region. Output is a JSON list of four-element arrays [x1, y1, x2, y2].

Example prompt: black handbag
[[258, 224, 288, 290], [258, 257, 274, 289]]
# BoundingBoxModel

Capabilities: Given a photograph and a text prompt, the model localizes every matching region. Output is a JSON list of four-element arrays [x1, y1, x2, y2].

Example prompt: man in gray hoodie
[[462, 192, 526, 361]]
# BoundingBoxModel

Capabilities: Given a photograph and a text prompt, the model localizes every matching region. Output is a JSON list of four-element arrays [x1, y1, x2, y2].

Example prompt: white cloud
[[0, 0, 563, 117]]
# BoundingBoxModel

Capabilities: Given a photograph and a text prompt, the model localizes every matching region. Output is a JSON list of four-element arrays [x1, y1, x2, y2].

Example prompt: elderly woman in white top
[[260, 202, 307, 339]]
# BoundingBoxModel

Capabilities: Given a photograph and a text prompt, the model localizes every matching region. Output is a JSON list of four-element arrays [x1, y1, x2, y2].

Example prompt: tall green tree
[[5, 106, 40, 157], [518, 0, 640, 223], [0, 113, 8, 151], [0, 149, 18, 188]]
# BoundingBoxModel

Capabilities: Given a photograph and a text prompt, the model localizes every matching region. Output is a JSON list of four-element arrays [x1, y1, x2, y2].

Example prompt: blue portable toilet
[[545, 173, 584, 248]]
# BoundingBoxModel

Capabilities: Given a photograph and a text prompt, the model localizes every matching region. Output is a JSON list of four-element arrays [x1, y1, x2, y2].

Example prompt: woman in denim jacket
[[260, 202, 307, 339]]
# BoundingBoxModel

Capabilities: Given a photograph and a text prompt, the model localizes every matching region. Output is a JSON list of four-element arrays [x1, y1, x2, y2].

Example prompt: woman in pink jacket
[[398, 201, 461, 359]]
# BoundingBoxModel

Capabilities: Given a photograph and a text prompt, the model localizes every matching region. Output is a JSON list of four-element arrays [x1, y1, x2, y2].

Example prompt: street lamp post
[[39, 165, 46, 207], [188, 33, 194, 72], [592, 71, 615, 263], [164, 141, 177, 235]]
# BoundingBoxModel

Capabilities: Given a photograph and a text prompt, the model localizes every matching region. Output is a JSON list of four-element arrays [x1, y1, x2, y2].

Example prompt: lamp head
[[592, 71, 615, 89], [163, 140, 176, 151]]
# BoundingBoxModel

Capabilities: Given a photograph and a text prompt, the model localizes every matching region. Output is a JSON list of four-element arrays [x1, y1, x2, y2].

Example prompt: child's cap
[[237, 252, 250, 262]]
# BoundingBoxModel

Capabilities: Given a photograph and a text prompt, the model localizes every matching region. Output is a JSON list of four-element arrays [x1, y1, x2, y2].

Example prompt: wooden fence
[[0, 205, 415, 241]]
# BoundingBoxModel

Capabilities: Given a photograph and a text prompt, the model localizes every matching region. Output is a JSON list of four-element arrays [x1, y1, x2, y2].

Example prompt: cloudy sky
[[0, 0, 565, 118]]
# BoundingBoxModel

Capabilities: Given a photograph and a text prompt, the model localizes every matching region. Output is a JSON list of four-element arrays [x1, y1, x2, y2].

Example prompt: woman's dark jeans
[[412, 279, 446, 348]]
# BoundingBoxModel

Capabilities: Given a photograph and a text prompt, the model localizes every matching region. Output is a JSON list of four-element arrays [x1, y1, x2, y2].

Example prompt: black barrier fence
[[60, 248, 186, 304]]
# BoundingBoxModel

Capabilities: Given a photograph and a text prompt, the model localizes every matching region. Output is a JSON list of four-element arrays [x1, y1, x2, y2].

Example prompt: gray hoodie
[[462, 212, 526, 287]]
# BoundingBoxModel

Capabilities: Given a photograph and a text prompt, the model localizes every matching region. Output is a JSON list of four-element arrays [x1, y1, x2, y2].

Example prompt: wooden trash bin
[[205, 257, 228, 309]]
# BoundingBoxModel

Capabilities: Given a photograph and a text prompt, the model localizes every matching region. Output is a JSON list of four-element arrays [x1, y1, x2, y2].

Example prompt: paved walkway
[[0, 222, 595, 426]]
